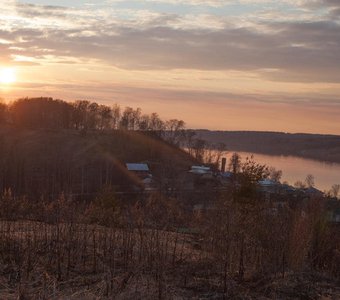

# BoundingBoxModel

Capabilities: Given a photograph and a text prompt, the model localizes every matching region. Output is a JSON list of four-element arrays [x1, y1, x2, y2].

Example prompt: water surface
[[228, 151, 340, 192]]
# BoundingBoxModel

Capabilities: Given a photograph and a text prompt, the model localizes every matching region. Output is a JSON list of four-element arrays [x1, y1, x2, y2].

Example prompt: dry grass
[[0, 220, 200, 299], [0, 216, 339, 299], [0, 193, 339, 299]]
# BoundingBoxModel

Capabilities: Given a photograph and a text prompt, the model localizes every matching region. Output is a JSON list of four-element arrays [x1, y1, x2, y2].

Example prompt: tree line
[[0, 97, 230, 165], [0, 97, 187, 146]]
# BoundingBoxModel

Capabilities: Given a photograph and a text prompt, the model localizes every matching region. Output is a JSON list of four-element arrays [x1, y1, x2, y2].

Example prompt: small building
[[188, 165, 220, 188], [258, 179, 279, 193], [189, 165, 212, 175], [126, 163, 153, 190], [303, 186, 324, 198], [126, 163, 150, 173], [329, 209, 340, 223], [281, 183, 296, 194], [221, 171, 233, 179], [326, 199, 340, 224]]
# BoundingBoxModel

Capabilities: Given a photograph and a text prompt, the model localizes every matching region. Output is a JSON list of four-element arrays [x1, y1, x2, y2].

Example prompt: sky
[[1, 0, 340, 134]]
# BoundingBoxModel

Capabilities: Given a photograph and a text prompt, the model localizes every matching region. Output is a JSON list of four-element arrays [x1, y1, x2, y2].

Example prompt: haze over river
[[228, 151, 340, 192]]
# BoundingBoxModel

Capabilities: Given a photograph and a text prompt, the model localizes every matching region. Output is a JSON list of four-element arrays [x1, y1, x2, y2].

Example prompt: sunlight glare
[[0, 68, 16, 84]]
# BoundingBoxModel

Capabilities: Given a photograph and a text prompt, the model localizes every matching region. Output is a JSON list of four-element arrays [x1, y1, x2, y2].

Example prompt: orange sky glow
[[1, 0, 340, 134]]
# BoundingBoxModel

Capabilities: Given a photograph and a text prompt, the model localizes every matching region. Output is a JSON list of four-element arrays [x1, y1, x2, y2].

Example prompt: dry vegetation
[[0, 97, 202, 199], [0, 127, 197, 198], [0, 190, 339, 299], [0, 98, 339, 299]]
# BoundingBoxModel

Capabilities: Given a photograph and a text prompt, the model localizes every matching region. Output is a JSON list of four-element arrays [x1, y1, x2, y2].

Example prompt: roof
[[189, 165, 211, 174], [304, 186, 323, 195], [221, 171, 233, 178], [126, 163, 149, 171], [259, 179, 277, 186]]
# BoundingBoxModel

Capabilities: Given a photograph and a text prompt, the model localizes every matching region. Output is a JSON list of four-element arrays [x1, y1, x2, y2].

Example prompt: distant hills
[[196, 130, 340, 163]]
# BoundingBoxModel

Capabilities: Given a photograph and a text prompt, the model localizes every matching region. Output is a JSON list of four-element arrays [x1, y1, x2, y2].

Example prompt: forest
[[0, 97, 339, 299], [0, 97, 185, 136], [0, 97, 198, 198]]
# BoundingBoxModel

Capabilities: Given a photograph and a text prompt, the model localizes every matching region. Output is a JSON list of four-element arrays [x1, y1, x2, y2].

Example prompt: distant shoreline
[[196, 130, 340, 164], [225, 149, 340, 165]]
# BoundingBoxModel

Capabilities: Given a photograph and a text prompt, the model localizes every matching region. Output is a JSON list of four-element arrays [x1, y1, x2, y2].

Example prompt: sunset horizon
[[1, 1, 340, 297], [1, 0, 340, 134]]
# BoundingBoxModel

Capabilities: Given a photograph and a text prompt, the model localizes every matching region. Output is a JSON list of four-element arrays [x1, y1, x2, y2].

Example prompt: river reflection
[[227, 151, 340, 192]]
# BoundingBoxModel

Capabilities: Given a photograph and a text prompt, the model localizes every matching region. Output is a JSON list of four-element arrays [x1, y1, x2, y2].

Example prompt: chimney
[[221, 157, 227, 173]]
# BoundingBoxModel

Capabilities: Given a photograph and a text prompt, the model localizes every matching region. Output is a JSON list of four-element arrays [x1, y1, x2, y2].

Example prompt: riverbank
[[196, 130, 340, 164]]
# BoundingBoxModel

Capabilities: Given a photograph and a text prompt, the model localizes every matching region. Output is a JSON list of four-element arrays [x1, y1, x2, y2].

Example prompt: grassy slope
[[0, 126, 196, 196]]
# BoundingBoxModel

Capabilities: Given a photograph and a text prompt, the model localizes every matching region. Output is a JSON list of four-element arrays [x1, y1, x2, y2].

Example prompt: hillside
[[0, 126, 196, 198], [196, 130, 340, 163]]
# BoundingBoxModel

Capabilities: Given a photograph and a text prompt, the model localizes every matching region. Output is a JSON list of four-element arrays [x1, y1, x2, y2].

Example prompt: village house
[[126, 163, 153, 190]]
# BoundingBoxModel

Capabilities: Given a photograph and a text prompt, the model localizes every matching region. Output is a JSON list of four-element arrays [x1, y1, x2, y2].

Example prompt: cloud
[[106, 0, 229, 7], [107, 0, 284, 7], [14, 22, 340, 82], [1, 1, 340, 83]]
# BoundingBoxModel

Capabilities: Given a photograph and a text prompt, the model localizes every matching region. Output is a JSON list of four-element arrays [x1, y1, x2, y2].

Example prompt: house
[[126, 163, 153, 190], [189, 165, 212, 175], [188, 165, 221, 188], [326, 199, 340, 224], [126, 163, 150, 174], [303, 186, 324, 198], [220, 171, 233, 179], [280, 183, 296, 194], [329, 208, 340, 223], [258, 179, 279, 193]]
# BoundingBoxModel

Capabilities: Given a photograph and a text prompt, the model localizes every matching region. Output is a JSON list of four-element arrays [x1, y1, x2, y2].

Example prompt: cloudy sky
[[1, 0, 340, 134]]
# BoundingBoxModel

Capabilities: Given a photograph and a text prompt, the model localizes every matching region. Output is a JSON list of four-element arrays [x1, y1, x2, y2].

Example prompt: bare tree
[[229, 152, 241, 175], [111, 104, 121, 129], [149, 113, 165, 135], [241, 155, 269, 183], [331, 184, 340, 198], [164, 119, 186, 146], [87, 102, 99, 129], [213, 143, 227, 166], [120, 107, 134, 130], [305, 174, 315, 188], [73, 100, 90, 129], [0, 100, 7, 124], [192, 138, 206, 162], [185, 130, 197, 156], [98, 105, 112, 130], [294, 180, 306, 189], [269, 167, 283, 183], [139, 114, 150, 130], [132, 107, 142, 130]]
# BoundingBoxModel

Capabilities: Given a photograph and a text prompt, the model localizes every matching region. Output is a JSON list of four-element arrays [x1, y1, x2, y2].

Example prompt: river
[[226, 151, 340, 192]]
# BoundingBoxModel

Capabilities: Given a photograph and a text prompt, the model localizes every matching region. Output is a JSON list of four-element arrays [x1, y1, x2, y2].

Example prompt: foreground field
[[0, 220, 339, 299]]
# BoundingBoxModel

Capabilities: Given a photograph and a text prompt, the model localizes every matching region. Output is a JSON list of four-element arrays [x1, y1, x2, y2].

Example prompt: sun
[[0, 68, 16, 84]]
